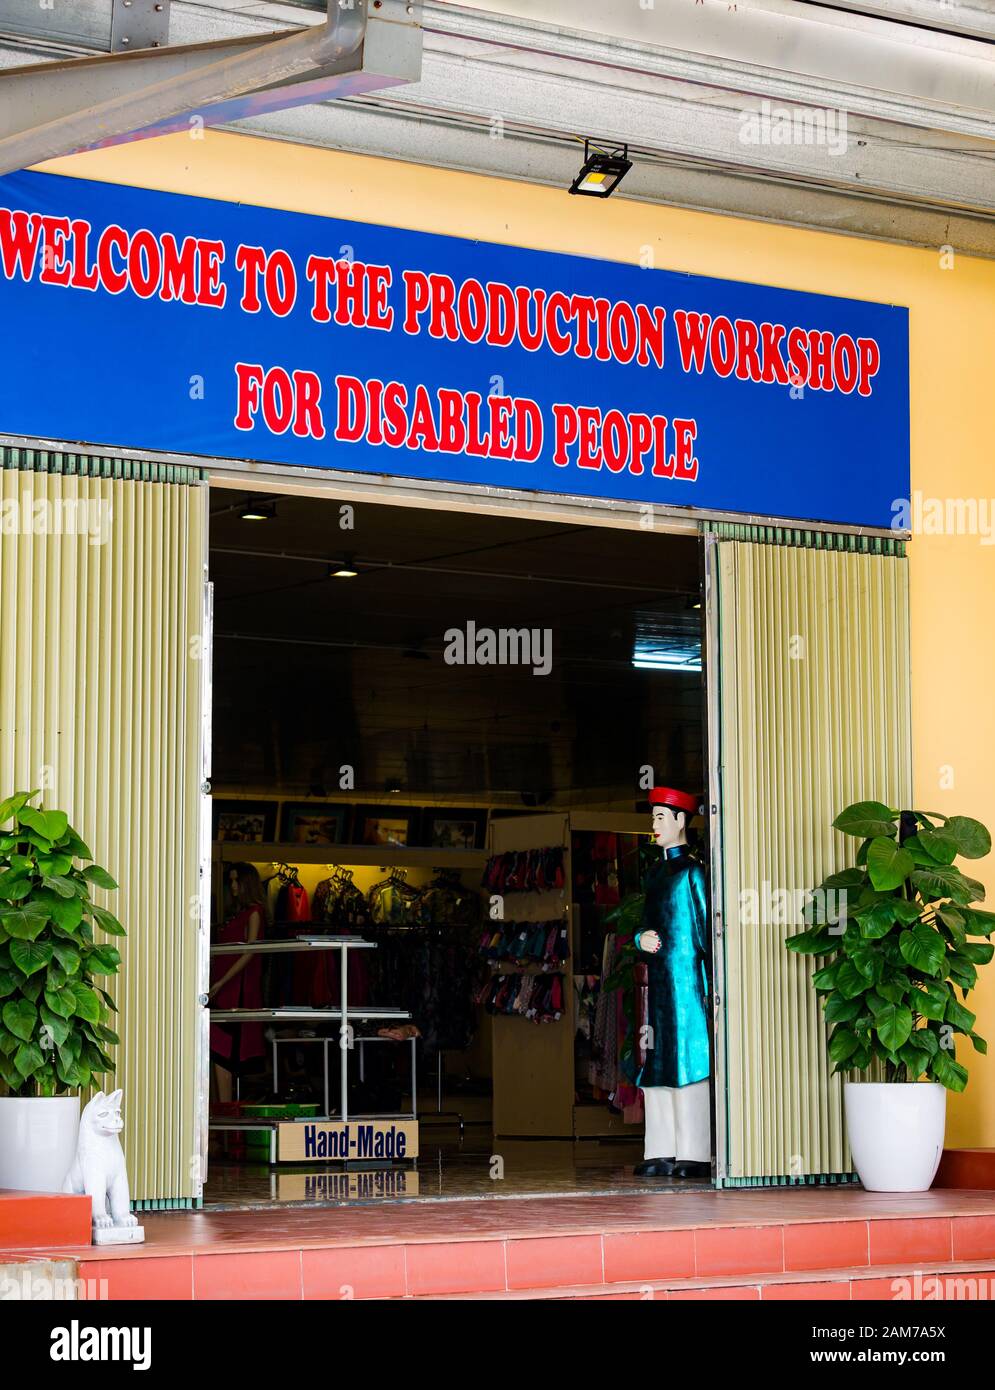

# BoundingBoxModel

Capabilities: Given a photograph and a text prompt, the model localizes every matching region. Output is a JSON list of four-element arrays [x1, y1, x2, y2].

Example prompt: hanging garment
[[635, 846, 710, 1090], [209, 904, 265, 1073]]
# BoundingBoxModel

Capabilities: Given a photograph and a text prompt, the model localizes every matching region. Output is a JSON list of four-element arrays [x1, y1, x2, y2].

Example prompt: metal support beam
[[0, 1, 421, 177]]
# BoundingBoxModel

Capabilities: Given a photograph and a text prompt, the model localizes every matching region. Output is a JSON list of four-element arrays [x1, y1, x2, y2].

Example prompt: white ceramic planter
[[844, 1081, 946, 1192], [0, 1096, 80, 1193]]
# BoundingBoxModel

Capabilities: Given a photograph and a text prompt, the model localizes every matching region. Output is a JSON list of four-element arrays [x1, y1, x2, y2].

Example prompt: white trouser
[[642, 1080, 711, 1162]]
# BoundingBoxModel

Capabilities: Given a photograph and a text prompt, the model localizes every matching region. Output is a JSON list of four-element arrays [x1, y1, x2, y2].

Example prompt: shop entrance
[[204, 485, 707, 1205]]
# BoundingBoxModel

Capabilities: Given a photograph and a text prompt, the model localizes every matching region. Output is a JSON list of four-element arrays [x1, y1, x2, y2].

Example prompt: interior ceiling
[[208, 489, 703, 803]]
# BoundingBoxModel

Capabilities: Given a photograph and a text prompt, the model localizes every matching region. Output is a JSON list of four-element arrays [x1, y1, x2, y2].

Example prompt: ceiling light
[[330, 555, 359, 578], [239, 500, 276, 522], [569, 141, 632, 198]]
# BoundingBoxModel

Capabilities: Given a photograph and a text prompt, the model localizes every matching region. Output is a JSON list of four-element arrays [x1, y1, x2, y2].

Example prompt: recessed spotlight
[[569, 141, 632, 198], [239, 500, 276, 521]]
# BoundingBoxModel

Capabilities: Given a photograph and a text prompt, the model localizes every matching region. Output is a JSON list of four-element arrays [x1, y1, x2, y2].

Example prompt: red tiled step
[[935, 1149, 995, 1190], [416, 1259, 995, 1302], [65, 1209, 995, 1300], [0, 1189, 91, 1249]]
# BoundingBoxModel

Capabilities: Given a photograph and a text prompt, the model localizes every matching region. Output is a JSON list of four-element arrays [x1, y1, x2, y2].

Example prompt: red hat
[[649, 786, 700, 816]]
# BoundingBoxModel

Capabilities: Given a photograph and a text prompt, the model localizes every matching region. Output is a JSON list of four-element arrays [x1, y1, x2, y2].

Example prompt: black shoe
[[633, 1156, 676, 1177], [672, 1160, 711, 1180]]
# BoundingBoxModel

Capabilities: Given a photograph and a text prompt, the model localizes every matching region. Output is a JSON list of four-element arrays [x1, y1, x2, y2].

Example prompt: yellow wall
[[37, 131, 995, 1146]]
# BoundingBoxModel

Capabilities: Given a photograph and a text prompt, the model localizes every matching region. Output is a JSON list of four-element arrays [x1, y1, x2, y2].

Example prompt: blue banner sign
[[0, 171, 909, 527]]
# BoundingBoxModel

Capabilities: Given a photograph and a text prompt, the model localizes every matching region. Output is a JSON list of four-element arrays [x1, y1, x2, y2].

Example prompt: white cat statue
[[63, 1089, 145, 1246]]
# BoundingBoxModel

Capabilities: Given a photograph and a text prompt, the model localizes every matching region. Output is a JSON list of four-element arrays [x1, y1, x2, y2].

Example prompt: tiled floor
[[202, 1134, 703, 1208], [9, 1185, 995, 1300], [25, 1185, 995, 1259]]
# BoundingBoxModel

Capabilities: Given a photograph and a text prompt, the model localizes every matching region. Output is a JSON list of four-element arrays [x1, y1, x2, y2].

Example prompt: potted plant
[[786, 800, 993, 1192], [0, 790, 124, 1192]]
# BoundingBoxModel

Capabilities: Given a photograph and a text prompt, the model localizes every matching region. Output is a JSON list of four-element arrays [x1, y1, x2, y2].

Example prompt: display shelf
[[211, 1007, 411, 1023], [212, 840, 487, 870], [210, 937, 376, 955]]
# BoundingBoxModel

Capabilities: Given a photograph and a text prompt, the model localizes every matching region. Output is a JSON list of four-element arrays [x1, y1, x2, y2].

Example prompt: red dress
[[210, 905, 265, 1072]]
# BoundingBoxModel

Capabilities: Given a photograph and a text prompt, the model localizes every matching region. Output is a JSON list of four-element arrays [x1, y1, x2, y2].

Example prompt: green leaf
[[906, 1028, 939, 1056], [36, 853, 73, 877], [0, 791, 37, 826], [823, 868, 867, 891], [893, 899, 924, 925], [960, 908, 995, 936], [55, 1058, 90, 1089], [849, 944, 883, 983], [829, 1027, 860, 1063], [81, 864, 118, 891], [17, 807, 68, 843], [909, 829, 957, 865], [0, 904, 50, 940], [866, 836, 915, 891], [2, 997, 37, 1041], [824, 994, 862, 1024], [0, 870, 33, 902], [85, 945, 121, 975], [0, 967, 19, 999], [9, 939, 53, 977], [942, 816, 992, 861], [50, 941, 81, 976], [930, 1050, 968, 1092], [899, 923, 948, 976], [856, 902, 900, 939], [969, 1032, 988, 1055], [89, 905, 126, 937], [42, 986, 76, 1020], [833, 802, 897, 838], [13, 1039, 44, 1078], [898, 1043, 929, 1076], [38, 1005, 70, 1047], [872, 1000, 911, 1050], [60, 828, 93, 862], [915, 980, 950, 1021], [948, 959, 978, 991], [785, 926, 833, 954], [959, 941, 994, 966], [70, 982, 101, 1023], [875, 978, 907, 1005], [41, 874, 77, 900], [835, 960, 869, 999], [911, 866, 986, 906], [945, 997, 977, 1032]]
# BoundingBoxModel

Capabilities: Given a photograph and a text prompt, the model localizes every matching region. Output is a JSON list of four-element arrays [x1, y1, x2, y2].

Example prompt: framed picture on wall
[[421, 808, 487, 851], [351, 805, 419, 848], [280, 803, 349, 846], [213, 800, 277, 843]]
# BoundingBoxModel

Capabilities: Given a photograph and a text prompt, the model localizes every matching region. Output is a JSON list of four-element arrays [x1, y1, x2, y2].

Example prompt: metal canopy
[[0, 1, 422, 176], [0, 0, 993, 255]]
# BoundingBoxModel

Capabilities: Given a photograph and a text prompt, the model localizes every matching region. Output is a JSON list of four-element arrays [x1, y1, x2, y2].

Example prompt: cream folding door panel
[[709, 538, 912, 1184], [0, 449, 207, 1205]]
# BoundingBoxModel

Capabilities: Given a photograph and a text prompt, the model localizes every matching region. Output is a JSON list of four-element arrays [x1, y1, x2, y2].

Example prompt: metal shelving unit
[[208, 935, 414, 1159]]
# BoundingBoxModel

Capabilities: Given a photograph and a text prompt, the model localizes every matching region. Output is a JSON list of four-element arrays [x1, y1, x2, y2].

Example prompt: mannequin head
[[651, 803, 687, 849], [648, 786, 699, 850]]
